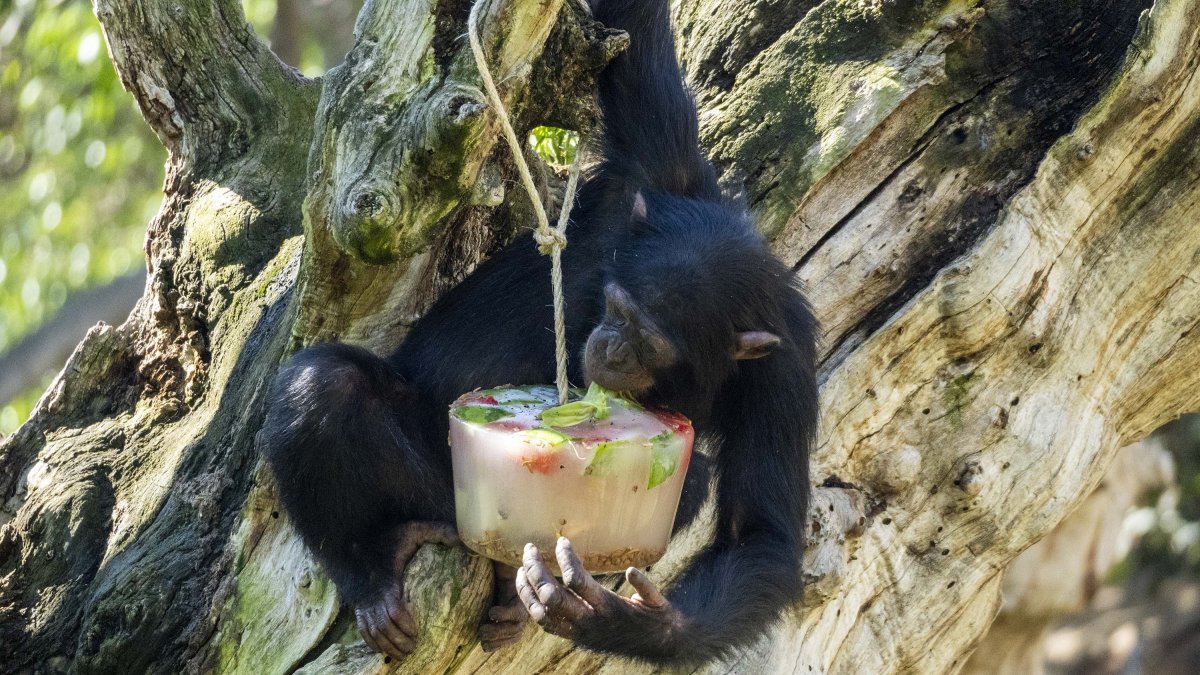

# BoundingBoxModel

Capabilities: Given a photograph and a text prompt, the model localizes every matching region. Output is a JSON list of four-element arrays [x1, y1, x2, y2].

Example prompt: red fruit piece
[[520, 451, 558, 474], [651, 408, 691, 434]]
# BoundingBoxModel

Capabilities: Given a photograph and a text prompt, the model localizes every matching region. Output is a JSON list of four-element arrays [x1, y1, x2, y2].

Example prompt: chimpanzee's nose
[[606, 340, 635, 370]]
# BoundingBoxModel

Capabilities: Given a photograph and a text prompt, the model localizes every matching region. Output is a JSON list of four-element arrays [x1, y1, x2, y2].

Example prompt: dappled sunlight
[[0, 0, 162, 434]]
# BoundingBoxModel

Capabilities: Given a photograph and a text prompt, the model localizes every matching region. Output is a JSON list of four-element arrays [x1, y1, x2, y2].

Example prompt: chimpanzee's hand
[[516, 538, 679, 647], [356, 521, 459, 660], [479, 561, 529, 651]]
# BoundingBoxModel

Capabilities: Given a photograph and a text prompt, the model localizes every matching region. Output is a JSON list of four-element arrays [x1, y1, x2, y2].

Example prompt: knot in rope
[[534, 228, 568, 255]]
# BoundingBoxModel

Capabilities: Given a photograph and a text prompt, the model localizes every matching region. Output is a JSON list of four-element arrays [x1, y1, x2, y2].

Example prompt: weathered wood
[[2, 0, 1199, 673]]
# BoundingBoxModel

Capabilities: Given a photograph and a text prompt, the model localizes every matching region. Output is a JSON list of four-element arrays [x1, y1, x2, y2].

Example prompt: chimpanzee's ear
[[631, 191, 647, 221], [734, 331, 781, 360]]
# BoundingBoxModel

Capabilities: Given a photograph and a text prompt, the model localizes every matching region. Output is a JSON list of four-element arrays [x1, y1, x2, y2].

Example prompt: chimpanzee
[[261, 0, 817, 666]]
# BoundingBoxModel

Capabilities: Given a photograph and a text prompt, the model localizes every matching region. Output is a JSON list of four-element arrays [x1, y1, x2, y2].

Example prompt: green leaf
[[516, 428, 574, 447], [584, 440, 626, 477], [581, 382, 610, 421], [647, 432, 682, 490], [614, 396, 645, 412], [501, 398, 545, 405], [540, 382, 615, 427], [539, 401, 597, 427], [454, 405, 513, 424]]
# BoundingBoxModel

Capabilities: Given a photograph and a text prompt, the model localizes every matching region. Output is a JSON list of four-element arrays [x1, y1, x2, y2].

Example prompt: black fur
[[261, 0, 816, 665], [261, 344, 454, 605]]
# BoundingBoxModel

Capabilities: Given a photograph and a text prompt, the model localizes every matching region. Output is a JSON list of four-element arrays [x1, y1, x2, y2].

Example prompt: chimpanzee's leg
[[260, 343, 455, 658]]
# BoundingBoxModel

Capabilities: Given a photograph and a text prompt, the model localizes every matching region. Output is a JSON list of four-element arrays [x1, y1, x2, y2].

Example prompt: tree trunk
[[2, 0, 1199, 673]]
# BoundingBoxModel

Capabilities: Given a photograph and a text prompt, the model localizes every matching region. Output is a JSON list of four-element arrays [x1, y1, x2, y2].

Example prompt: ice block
[[449, 384, 694, 574]]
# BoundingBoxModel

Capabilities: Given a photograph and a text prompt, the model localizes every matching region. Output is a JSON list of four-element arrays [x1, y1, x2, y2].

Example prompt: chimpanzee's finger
[[557, 537, 608, 607], [519, 553, 580, 636], [360, 601, 414, 658], [393, 521, 461, 574], [523, 544, 578, 622], [488, 599, 527, 623], [487, 560, 528, 623], [625, 567, 668, 608], [367, 627, 390, 658], [384, 588, 419, 638], [493, 561, 520, 584], [517, 539, 598, 627], [357, 617, 381, 655], [515, 566, 547, 625], [375, 619, 416, 658]]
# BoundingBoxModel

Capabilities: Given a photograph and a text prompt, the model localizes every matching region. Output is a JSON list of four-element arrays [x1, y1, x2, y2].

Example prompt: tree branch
[[93, 0, 305, 159], [292, 0, 605, 349], [962, 439, 1174, 674]]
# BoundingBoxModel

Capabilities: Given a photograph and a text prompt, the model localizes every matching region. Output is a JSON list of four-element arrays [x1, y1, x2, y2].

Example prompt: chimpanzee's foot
[[356, 584, 416, 659], [355, 521, 459, 660], [479, 561, 529, 651]]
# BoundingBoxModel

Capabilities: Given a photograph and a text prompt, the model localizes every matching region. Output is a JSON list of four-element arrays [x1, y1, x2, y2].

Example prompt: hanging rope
[[468, 1, 583, 405]]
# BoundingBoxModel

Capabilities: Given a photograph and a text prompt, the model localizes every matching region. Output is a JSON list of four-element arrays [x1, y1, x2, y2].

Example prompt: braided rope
[[468, 2, 583, 404]]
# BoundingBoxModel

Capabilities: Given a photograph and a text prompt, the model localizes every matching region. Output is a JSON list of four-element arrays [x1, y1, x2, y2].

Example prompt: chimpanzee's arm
[[646, 350, 814, 661], [518, 304, 817, 665], [590, 0, 719, 199]]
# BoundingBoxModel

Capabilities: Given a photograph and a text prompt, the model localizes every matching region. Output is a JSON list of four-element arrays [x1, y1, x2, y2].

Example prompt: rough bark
[[2, 0, 1200, 674]]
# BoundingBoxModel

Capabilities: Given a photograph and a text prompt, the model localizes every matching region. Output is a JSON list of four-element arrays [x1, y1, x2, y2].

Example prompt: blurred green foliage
[[1115, 416, 1200, 584], [0, 0, 364, 436], [243, 0, 279, 42], [244, 0, 361, 77], [0, 0, 165, 434], [529, 125, 580, 168]]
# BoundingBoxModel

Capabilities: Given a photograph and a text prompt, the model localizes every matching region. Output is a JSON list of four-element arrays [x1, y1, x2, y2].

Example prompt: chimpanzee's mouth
[[582, 360, 654, 397]]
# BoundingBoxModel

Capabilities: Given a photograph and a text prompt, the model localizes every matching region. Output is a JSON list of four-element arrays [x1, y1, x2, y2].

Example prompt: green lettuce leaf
[[647, 431, 682, 490], [583, 382, 611, 421], [515, 428, 573, 447], [454, 405, 513, 424], [538, 401, 597, 427], [584, 439, 634, 476], [539, 382, 612, 427]]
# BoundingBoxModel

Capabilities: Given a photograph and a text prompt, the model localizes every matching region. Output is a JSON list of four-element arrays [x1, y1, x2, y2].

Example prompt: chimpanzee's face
[[583, 193, 784, 398], [582, 282, 677, 396]]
